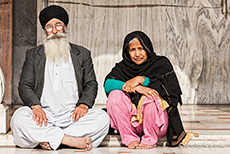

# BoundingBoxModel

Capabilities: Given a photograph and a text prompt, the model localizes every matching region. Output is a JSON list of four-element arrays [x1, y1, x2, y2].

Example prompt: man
[[10, 5, 110, 151]]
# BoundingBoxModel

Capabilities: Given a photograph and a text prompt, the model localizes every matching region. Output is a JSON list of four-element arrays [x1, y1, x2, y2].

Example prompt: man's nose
[[52, 27, 58, 33]]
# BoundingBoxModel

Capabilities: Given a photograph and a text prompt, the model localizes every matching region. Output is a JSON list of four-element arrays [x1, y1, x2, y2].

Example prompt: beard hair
[[43, 32, 70, 62]]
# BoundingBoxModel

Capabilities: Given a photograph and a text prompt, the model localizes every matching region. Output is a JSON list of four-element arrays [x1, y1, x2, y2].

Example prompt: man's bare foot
[[61, 135, 92, 151], [136, 143, 156, 149], [39, 142, 51, 150], [127, 141, 139, 149]]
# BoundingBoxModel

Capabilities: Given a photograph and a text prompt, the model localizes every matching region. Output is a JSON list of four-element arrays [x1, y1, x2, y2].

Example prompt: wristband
[[31, 106, 42, 110]]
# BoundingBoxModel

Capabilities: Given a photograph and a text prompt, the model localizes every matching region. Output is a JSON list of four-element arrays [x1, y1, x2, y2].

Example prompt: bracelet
[[141, 76, 145, 85], [31, 106, 42, 110]]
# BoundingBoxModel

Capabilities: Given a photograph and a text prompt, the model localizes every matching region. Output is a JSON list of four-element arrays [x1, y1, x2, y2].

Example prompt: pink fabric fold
[[106, 90, 168, 146]]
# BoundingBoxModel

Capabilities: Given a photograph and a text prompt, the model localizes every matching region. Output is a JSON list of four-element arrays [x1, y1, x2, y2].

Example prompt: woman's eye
[[138, 47, 143, 50], [130, 48, 135, 52]]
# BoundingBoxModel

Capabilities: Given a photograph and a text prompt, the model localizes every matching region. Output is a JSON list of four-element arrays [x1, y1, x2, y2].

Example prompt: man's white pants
[[10, 106, 110, 150]]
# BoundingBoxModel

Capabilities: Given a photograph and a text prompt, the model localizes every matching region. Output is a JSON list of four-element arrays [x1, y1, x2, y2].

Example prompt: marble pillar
[[0, 67, 9, 134], [0, 0, 12, 133]]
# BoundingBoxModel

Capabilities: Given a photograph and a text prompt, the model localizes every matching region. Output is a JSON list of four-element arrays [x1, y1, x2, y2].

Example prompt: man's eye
[[56, 23, 62, 26], [46, 25, 52, 28]]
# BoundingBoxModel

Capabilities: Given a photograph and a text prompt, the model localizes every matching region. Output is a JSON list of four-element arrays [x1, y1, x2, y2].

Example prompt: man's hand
[[32, 105, 47, 127], [122, 76, 144, 93], [134, 85, 159, 99], [72, 104, 89, 122]]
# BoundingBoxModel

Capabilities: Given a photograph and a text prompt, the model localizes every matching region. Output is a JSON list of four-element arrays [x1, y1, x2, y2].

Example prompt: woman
[[104, 31, 196, 149]]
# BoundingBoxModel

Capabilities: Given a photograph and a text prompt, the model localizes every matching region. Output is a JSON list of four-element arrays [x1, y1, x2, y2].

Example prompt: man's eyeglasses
[[45, 22, 64, 32]]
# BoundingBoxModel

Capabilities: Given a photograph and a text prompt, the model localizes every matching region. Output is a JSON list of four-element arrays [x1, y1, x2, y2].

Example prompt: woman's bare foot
[[39, 142, 51, 150], [61, 135, 92, 151], [127, 141, 139, 149], [136, 143, 156, 149]]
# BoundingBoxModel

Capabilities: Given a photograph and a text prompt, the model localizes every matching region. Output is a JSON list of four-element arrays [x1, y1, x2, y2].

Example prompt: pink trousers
[[106, 90, 168, 146]]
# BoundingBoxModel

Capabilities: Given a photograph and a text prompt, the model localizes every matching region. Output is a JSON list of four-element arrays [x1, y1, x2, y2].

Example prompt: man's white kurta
[[10, 53, 110, 150]]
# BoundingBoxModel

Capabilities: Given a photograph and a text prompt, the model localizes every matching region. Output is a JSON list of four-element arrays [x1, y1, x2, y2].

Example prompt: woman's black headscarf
[[105, 31, 182, 107]]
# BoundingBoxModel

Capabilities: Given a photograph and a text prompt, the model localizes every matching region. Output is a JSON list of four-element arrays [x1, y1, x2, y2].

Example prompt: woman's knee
[[106, 90, 126, 106]]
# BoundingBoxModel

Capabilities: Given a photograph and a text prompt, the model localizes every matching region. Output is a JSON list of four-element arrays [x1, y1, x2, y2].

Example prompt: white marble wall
[[37, 0, 230, 104]]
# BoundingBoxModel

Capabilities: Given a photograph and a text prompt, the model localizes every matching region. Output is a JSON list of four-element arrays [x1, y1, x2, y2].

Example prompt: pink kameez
[[106, 90, 168, 146]]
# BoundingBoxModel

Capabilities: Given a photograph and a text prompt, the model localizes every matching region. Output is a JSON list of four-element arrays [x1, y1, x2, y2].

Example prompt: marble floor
[[179, 105, 230, 131], [1, 105, 230, 154], [1, 146, 230, 154]]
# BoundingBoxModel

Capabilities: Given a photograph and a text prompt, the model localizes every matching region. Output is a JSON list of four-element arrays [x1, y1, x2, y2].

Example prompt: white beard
[[44, 32, 70, 62]]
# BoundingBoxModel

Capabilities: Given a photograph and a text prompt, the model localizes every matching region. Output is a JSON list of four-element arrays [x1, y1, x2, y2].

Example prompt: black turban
[[39, 5, 69, 29]]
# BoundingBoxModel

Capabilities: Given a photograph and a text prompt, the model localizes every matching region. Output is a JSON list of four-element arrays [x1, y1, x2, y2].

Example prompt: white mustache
[[46, 32, 67, 40]]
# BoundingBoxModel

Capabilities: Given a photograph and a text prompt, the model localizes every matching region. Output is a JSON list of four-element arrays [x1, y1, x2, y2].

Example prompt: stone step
[[101, 134, 230, 148], [2, 131, 230, 148], [0, 131, 14, 146]]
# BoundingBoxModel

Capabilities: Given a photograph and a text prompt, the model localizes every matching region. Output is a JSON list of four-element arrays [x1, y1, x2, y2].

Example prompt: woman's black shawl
[[104, 31, 185, 146]]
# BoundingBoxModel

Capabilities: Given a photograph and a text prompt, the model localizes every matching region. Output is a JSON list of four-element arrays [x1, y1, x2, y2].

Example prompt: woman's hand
[[134, 85, 159, 99], [32, 105, 47, 127], [122, 76, 144, 93], [72, 104, 89, 122]]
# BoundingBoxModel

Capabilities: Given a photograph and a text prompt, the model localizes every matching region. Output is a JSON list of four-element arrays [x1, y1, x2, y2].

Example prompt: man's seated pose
[[10, 5, 110, 151]]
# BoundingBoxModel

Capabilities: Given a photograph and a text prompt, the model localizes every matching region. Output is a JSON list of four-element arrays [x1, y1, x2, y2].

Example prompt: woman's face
[[129, 39, 148, 65]]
